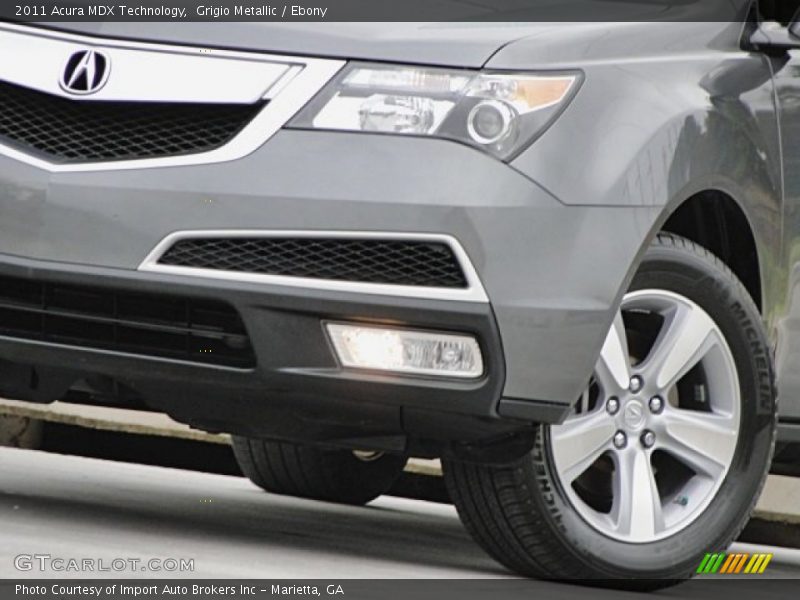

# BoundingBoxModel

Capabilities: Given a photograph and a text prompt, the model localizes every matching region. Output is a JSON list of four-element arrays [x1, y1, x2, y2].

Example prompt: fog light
[[326, 323, 483, 379]]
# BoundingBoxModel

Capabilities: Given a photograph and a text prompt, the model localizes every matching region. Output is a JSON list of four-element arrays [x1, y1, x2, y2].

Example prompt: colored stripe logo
[[697, 553, 773, 574]]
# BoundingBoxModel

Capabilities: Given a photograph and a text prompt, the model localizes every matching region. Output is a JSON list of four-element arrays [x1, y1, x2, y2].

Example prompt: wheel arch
[[659, 189, 763, 311]]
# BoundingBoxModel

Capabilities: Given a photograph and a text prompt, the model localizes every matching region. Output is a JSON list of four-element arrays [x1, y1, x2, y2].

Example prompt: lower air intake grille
[[0, 275, 255, 368], [157, 237, 469, 288], [0, 80, 264, 163]]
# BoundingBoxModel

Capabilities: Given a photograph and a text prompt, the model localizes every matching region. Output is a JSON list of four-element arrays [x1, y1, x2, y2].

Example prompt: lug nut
[[641, 430, 656, 449], [606, 397, 620, 415], [649, 396, 664, 414], [629, 376, 643, 393], [613, 431, 627, 449]]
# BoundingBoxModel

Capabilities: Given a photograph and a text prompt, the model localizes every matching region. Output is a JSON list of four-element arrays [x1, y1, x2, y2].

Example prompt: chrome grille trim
[[0, 23, 344, 172]]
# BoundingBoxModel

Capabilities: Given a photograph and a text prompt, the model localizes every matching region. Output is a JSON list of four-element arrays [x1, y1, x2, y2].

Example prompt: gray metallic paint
[[770, 51, 800, 421], [36, 21, 551, 68]]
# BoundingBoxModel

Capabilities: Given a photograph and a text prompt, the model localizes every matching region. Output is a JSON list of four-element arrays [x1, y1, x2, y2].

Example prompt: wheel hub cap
[[622, 399, 646, 430]]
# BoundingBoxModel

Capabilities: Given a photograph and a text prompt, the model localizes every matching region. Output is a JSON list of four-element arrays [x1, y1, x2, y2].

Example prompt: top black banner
[[2, 0, 758, 23]]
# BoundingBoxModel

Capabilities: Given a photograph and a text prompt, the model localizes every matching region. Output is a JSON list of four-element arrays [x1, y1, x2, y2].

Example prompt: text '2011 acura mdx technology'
[[2, 0, 800, 588]]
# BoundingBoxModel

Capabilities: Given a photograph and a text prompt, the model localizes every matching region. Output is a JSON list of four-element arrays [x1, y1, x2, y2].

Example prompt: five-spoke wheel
[[550, 290, 740, 543]]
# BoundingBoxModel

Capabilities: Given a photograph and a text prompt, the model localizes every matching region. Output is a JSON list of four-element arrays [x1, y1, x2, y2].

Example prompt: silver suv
[[0, 4, 798, 587]]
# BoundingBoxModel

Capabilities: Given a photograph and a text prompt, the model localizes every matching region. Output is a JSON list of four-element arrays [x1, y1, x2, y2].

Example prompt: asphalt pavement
[[1, 447, 798, 598]]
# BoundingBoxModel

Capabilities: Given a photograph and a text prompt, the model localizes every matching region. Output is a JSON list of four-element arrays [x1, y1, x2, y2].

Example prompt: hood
[[38, 22, 544, 68], [37, 1, 747, 69]]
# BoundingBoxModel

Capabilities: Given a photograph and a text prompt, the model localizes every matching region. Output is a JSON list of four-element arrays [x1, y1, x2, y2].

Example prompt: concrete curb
[[752, 474, 800, 524], [0, 398, 228, 444]]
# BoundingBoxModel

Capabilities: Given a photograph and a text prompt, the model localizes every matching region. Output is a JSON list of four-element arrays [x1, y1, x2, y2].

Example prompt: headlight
[[289, 63, 582, 161]]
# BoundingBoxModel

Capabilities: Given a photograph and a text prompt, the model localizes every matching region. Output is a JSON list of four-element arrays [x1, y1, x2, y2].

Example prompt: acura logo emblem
[[60, 49, 110, 95], [623, 400, 646, 429]]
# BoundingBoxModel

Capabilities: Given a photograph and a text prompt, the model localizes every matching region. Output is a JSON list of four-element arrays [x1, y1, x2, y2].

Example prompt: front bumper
[[0, 129, 661, 447], [0, 251, 512, 450]]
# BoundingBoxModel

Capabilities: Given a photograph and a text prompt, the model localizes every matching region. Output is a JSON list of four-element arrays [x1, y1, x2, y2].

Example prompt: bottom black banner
[[0, 579, 797, 600]]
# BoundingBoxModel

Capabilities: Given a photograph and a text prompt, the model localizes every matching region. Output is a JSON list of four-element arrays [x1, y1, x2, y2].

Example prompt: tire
[[231, 436, 408, 505], [443, 233, 776, 589]]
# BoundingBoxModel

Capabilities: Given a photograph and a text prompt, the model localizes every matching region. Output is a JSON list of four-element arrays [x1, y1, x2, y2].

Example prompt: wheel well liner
[[661, 190, 762, 310]]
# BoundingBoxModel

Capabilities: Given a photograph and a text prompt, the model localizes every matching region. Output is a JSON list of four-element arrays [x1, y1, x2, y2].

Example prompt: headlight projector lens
[[467, 100, 516, 145]]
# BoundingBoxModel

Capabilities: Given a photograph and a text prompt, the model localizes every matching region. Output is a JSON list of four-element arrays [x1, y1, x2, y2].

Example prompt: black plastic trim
[[498, 397, 571, 425]]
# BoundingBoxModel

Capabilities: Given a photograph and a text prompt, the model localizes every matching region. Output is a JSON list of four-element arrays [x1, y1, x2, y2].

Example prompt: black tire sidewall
[[533, 238, 776, 577]]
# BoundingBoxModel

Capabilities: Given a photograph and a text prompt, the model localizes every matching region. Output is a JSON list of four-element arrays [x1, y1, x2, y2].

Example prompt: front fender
[[495, 40, 781, 416]]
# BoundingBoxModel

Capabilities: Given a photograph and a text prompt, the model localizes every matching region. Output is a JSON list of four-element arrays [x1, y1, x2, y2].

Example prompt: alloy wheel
[[548, 289, 741, 543]]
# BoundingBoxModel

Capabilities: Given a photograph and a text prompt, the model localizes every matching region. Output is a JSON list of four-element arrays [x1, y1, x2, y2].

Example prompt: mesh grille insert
[[0, 80, 264, 163], [0, 275, 255, 368], [158, 237, 469, 288]]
